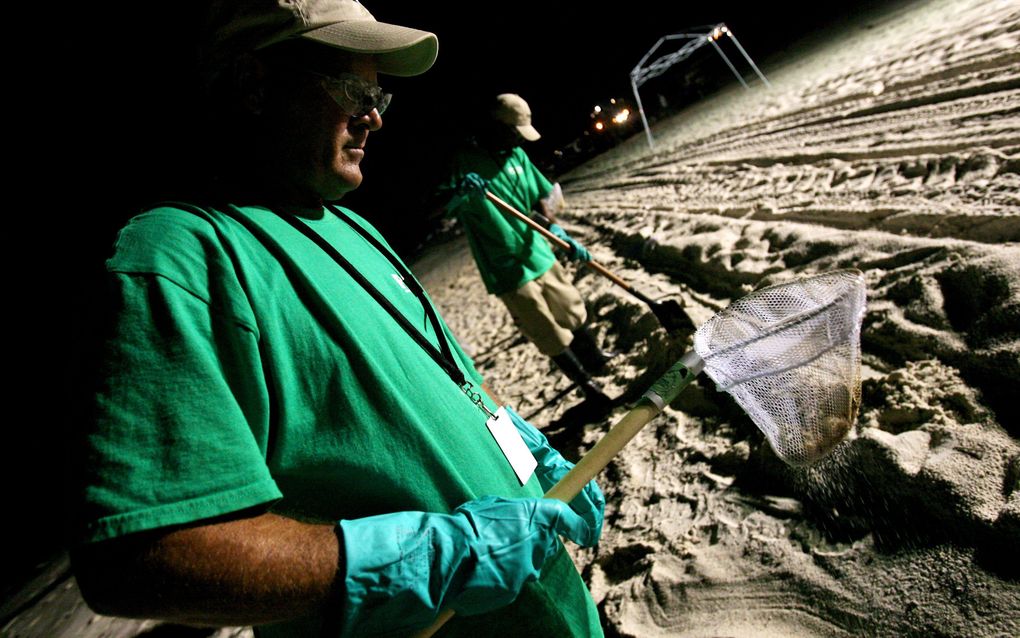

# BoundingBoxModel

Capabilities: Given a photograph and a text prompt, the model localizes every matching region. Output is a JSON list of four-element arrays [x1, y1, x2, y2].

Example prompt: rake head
[[651, 297, 695, 332]]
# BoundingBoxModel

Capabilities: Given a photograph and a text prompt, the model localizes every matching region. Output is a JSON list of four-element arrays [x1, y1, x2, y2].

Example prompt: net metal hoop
[[691, 269, 867, 467], [699, 275, 863, 391]]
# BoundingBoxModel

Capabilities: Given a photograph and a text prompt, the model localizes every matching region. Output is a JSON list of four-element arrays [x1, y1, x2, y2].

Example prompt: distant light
[[612, 109, 630, 124], [594, 122, 604, 131], [593, 105, 602, 113], [610, 98, 617, 104]]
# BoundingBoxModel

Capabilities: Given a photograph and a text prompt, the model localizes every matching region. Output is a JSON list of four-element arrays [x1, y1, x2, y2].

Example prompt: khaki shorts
[[499, 261, 587, 357]]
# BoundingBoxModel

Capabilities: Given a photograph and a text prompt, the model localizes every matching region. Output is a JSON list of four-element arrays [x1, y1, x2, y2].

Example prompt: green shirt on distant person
[[445, 145, 557, 295]]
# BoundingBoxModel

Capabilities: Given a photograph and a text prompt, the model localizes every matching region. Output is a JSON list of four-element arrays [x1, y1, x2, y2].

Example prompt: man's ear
[[233, 54, 266, 116]]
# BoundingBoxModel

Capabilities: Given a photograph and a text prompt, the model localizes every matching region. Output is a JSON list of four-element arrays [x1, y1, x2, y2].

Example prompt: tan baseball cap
[[204, 0, 438, 77], [491, 93, 541, 142]]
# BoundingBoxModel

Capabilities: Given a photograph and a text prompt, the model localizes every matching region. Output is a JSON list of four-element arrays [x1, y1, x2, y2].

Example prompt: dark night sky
[[7, 0, 902, 593], [78, 1, 898, 256], [349, 1, 897, 250]]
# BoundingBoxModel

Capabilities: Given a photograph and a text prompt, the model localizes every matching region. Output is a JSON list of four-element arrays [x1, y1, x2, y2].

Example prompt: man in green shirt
[[70, 2, 604, 636], [443, 94, 615, 415]]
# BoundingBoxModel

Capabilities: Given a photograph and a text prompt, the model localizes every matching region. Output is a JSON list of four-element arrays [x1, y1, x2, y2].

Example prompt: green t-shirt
[[77, 203, 602, 637], [446, 145, 557, 295]]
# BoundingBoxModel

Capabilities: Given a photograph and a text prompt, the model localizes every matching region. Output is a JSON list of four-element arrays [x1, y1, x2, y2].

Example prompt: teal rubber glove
[[447, 172, 490, 210], [338, 495, 594, 635], [460, 172, 489, 194], [504, 406, 605, 543], [547, 223, 592, 262]]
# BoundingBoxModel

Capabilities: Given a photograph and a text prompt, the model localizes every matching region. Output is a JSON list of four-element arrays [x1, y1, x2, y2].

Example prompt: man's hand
[[447, 172, 491, 210], [459, 172, 489, 195], [340, 495, 595, 633], [504, 406, 605, 541], [547, 224, 593, 262]]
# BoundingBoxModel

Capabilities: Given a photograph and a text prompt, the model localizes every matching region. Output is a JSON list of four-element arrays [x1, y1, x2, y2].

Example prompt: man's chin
[[320, 175, 362, 201]]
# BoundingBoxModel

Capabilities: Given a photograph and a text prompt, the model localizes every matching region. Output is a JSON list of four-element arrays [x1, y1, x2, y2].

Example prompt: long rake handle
[[542, 402, 660, 501], [484, 191, 638, 295], [412, 357, 701, 638], [545, 353, 703, 501]]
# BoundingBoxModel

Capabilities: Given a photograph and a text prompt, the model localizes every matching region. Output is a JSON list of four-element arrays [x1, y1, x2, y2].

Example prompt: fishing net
[[693, 269, 867, 466]]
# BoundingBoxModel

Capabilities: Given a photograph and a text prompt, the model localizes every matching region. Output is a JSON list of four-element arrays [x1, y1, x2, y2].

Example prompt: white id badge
[[486, 406, 538, 486]]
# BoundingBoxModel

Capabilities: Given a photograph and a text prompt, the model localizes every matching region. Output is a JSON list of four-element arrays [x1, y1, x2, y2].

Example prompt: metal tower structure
[[631, 23, 770, 149]]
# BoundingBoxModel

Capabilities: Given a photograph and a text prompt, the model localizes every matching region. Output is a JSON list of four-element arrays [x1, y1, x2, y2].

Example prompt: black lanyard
[[278, 204, 494, 417]]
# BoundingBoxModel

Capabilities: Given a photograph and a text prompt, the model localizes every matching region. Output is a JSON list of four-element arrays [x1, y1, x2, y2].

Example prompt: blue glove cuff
[[503, 406, 605, 545], [547, 223, 568, 240], [546, 224, 590, 262]]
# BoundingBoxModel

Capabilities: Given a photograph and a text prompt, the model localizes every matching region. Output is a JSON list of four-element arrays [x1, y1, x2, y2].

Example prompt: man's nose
[[352, 109, 383, 132]]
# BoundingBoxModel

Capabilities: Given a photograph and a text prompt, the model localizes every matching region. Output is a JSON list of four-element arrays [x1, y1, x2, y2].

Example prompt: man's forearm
[[73, 512, 340, 627], [536, 183, 565, 224], [534, 199, 557, 226]]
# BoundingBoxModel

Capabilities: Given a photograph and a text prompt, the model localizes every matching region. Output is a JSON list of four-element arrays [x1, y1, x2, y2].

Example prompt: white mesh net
[[693, 269, 867, 466]]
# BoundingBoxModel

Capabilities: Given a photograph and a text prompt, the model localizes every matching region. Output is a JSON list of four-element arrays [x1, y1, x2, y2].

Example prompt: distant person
[[440, 93, 615, 416], [69, 2, 605, 636]]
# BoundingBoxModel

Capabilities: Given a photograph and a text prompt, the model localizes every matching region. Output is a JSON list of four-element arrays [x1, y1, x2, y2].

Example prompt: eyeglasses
[[307, 71, 392, 117]]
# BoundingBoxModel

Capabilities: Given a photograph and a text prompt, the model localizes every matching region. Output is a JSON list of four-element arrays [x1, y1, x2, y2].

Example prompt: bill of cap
[[517, 124, 541, 141], [302, 20, 438, 76]]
